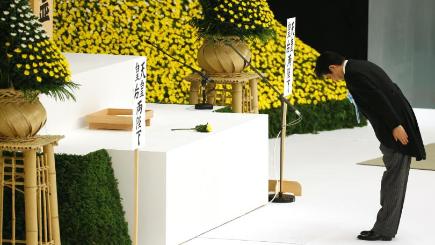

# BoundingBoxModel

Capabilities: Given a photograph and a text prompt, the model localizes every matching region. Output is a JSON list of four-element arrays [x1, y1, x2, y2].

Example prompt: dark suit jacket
[[344, 59, 426, 161]]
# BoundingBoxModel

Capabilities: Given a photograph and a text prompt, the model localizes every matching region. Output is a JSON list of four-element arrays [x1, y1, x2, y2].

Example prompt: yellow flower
[[36, 76, 42, 82], [206, 123, 212, 132], [24, 70, 30, 76]]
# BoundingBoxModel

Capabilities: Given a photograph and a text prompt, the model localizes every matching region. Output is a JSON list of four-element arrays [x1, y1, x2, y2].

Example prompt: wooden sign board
[[28, 0, 53, 38]]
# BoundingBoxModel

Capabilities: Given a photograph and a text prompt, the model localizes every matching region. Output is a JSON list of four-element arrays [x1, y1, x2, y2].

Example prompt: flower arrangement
[[0, 0, 77, 101], [53, 0, 348, 109], [192, 0, 276, 41], [53, 0, 361, 135]]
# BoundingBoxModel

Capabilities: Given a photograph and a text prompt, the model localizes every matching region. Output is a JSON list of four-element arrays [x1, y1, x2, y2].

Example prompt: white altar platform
[[39, 53, 269, 245]]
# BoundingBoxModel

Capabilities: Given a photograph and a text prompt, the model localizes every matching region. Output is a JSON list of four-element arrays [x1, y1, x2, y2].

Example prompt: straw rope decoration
[[0, 89, 47, 139]]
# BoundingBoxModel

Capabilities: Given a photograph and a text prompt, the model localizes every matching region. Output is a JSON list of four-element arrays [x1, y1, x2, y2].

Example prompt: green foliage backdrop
[[2, 150, 131, 245]]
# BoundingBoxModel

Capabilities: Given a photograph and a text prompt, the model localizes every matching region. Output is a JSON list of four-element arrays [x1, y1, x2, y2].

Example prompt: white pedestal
[[40, 53, 269, 244]]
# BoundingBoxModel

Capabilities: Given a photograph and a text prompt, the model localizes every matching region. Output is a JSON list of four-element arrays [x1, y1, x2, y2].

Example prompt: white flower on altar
[[11, 32, 17, 36], [3, 11, 10, 15]]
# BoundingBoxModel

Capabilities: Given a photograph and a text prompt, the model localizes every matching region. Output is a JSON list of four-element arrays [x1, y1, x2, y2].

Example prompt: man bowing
[[315, 51, 426, 241]]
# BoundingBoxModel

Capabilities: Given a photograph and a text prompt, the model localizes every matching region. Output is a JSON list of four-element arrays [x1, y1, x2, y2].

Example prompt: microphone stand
[[225, 42, 302, 203], [143, 40, 213, 110]]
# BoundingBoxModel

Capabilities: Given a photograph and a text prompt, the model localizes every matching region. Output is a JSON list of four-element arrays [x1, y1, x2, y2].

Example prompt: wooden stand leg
[[205, 82, 216, 105], [249, 79, 259, 113], [44, 144, 61, 245], [231, 83, 243, 113], [0, 151, 4, 244], [189, 80, 200, 105], [24, 150, 38, 245]]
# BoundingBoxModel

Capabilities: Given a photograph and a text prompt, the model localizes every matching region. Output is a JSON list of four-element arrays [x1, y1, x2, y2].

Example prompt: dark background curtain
[[267, 0, 368, 60]]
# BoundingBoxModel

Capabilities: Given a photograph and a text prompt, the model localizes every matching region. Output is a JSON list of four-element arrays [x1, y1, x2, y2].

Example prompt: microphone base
[[195, 103, 214, 110], [268, 192, 295, 203]]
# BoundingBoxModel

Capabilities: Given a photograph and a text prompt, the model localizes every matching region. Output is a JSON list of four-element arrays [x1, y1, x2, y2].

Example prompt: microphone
[[223, 41, 301, 117], [143, 39, 213, 110]]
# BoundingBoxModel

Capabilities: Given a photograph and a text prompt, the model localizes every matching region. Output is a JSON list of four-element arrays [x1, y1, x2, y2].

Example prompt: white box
[[40, 53, 269, 244]]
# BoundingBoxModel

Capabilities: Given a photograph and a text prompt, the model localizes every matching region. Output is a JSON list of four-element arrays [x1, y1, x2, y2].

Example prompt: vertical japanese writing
[[133, 59, 147, 148], [39, 0, 50, 22], [284, 18, 296, 97]]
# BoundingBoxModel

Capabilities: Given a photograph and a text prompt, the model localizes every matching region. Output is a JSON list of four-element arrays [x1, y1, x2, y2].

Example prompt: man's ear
[[328, 65, 336, 72]]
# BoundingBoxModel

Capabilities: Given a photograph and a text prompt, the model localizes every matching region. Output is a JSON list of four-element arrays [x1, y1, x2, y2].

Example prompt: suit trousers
[[372, 144, 411, 237]]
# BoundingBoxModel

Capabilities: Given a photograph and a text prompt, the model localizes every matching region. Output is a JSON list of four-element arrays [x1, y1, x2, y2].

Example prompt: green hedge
[[264, 99, 367, 137], [216, 99, 367, 137], [2, 149, 131, 245]]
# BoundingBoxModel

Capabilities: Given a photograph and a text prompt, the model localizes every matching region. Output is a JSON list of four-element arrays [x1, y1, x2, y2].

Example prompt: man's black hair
[[315, 51, 345, 78]]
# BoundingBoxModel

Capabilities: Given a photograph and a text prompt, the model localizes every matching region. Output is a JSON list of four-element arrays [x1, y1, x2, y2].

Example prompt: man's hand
[[393, 125, 409, 145]]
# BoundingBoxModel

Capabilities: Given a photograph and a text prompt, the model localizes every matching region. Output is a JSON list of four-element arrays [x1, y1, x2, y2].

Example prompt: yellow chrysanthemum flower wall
[[193, 0, 276, 41], [54, 0, 348, 110]]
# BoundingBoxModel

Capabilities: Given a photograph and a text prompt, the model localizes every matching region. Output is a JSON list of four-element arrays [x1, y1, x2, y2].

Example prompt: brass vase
[[197, 36, 251, 74], [0, 89, 47, 138]]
